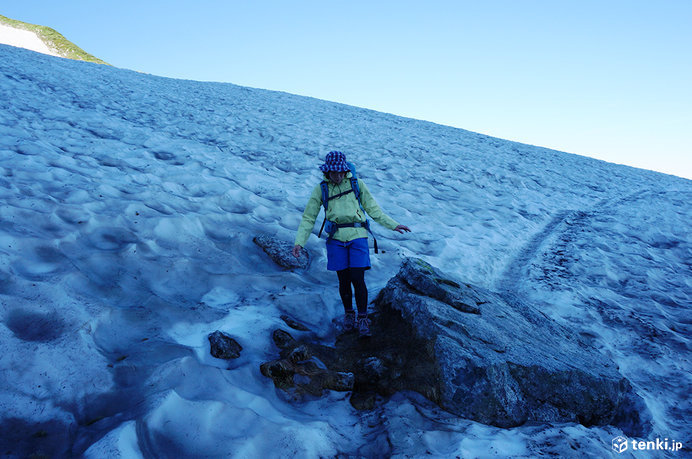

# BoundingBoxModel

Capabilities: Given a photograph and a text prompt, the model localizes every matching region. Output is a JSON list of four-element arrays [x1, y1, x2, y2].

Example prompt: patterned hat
[[319, 151, 350, 172]]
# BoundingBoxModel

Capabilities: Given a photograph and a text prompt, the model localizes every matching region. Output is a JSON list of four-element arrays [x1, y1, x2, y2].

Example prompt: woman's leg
[[336, 268, 354, 312], [349, 267, 368, 316]]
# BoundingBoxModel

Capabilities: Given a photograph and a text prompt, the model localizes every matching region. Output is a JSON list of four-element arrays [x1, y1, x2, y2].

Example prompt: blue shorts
[[326, 238, 371, 271]]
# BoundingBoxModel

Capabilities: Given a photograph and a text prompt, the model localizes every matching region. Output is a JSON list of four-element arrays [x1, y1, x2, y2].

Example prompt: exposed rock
[[272, 329, 297, 350], [261, 311, 440, 410], [395, 258, 481, 314], [253, 234, 308, 270], [374, 258, 651, 436], [208, 331, 242, 360], [260, 331, 354, 397], [280, 314, 310, 331], [260, 258, 651, 437]]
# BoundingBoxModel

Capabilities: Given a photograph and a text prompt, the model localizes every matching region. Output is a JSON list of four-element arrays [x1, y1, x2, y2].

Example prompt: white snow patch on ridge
[[0, 23, 60, 57]]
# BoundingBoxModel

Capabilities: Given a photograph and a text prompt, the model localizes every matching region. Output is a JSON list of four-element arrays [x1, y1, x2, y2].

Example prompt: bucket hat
[[319, 151, 350, 173]]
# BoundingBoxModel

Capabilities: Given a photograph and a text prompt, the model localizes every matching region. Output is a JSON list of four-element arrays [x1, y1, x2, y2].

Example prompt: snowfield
[[0, 43, 690, 457]]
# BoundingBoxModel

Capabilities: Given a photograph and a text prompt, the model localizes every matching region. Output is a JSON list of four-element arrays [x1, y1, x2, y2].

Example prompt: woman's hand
[[292, 244, 303, 258], [394, 225, 411, 234]]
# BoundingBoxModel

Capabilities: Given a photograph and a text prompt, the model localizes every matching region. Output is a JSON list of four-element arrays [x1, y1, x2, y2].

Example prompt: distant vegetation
[[0, 14, 108, 65]]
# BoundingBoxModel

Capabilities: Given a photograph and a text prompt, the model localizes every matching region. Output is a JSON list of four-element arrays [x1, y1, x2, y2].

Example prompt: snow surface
[[0, 23, 60, 58], [0, 44, 690, 457]]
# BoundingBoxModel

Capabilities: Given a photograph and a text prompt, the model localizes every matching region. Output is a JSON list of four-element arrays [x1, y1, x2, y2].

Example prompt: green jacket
[[294, 172, 399, 247]]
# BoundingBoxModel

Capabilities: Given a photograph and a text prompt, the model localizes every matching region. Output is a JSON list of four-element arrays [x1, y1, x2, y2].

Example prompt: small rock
[[280, 315, 310, 331], [360, 357, 387, 382], [260, 359, 295, 389], [328, 372, 355, 391], [288, 345, 311, 363], [208, 331, 242, 360], [350, 392, 377, 411], [272, 329, 296, 350]]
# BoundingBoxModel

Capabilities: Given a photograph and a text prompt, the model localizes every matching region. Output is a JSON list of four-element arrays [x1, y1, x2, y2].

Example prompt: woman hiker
[[292, 151, 411, 337]]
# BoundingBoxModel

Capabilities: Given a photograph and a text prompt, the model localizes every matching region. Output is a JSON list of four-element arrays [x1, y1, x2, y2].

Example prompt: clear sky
[[3, 1, 691, 179]]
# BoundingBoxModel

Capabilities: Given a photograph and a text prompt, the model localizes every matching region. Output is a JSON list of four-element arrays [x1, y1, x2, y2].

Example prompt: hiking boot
[[343, 310, 356, 332], [357, 315, 371, 338]]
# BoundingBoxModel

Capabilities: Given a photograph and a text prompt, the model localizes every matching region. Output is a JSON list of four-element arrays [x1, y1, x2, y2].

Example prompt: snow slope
[[0, 44, 690, 457]]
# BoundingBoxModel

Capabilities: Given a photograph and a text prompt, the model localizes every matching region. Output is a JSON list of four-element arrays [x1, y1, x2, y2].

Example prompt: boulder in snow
[[208, 331, 242, 360], [253, 234, 309, 270], [373, 258, 651, 435]]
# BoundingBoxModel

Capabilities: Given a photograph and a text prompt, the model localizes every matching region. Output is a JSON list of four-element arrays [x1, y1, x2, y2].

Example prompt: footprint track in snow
[[496, 191, 651, 293]]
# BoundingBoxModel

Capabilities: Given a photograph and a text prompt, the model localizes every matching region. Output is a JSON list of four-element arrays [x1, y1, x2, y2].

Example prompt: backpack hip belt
[[323, 220, 370, 236], [321, 220, 378, 253]]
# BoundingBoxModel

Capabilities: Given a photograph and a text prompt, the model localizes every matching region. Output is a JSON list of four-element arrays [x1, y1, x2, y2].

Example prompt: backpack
[[317, 162, 378, 253]]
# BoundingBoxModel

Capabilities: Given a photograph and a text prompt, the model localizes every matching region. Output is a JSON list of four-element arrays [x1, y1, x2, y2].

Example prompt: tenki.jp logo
[[612, 436, 684, 454], [612, 436, 628, 453]]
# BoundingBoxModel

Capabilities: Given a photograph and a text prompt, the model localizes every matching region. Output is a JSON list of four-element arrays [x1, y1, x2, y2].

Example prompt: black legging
[[336, 267, 368, 316]]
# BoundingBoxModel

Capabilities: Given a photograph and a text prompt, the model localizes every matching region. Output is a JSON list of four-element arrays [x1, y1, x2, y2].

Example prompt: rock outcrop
[[261, 258, 651, 436], [260, 330, 355, 398], [376, 258, 650, 435]]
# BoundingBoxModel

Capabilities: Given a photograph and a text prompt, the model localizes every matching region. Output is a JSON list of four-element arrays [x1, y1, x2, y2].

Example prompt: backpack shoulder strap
[[346, 162, 358, 179], [350, 177, 361, 206], [346, 162, 363, 207], [320, 180, 329, 210], [318, 180, 329, 238]]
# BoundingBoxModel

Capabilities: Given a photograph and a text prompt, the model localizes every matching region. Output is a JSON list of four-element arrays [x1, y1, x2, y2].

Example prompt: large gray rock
[[374, 258, 650, 436]]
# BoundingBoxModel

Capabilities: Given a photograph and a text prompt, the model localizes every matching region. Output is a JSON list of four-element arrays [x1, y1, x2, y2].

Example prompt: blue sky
[[4, 1, 691, 179]]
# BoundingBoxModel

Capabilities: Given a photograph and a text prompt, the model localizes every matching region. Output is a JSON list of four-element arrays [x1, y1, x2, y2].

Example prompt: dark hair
[[323, 170, 346, 181]]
